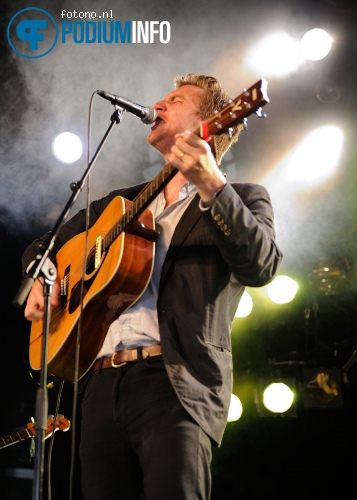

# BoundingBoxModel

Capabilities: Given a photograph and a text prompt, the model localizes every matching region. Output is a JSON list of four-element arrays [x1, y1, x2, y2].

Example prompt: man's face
[[147, 84, 205, 156]]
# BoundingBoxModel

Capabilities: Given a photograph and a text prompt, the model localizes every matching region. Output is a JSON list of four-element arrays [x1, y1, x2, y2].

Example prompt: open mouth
[[151, 116, 164, 130]]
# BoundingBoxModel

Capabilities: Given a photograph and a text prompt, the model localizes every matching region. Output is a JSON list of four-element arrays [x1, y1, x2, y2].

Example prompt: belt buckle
[[111, 352, 127, 368]]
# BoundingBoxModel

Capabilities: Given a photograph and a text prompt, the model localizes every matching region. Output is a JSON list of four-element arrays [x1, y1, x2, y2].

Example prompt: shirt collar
[[179, 181, 196, 200]]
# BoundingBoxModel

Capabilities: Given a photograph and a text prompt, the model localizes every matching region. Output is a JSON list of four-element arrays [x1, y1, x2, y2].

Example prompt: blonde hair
[[174, 73, 244, 165]]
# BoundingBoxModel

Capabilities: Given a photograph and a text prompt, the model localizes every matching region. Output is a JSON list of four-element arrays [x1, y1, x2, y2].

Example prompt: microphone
[[97, 90, 157, 124]]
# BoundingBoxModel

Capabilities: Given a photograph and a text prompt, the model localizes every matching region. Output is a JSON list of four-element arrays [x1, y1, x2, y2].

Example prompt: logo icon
[[7, 7, 58, 59]]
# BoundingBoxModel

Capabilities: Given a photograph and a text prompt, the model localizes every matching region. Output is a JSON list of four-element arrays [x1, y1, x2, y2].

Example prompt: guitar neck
[[0, 428, 33, 449], [121, 162, 178, 229]]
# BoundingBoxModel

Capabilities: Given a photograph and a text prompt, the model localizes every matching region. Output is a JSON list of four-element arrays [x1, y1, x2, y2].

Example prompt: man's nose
[[154, 99, 165, 111]]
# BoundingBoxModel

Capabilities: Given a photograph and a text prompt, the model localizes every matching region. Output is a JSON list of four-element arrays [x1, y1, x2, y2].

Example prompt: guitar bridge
[[60, 266, 70, 309]]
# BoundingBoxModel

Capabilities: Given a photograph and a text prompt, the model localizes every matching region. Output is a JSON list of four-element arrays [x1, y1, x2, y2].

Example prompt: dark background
[[1, 1, 357, 498]]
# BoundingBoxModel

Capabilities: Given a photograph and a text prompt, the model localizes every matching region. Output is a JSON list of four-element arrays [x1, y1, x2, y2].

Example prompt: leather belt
[[91, 345, 162, 372]]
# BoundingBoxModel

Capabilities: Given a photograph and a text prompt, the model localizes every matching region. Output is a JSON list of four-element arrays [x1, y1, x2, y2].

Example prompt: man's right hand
[[24, 278, 60, 322]]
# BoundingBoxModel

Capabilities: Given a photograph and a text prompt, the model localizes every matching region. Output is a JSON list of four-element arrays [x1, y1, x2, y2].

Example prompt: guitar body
[[29, 196, 156, 382]]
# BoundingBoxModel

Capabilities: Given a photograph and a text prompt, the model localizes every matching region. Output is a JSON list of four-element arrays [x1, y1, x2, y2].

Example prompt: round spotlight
[[246, 31, 303, 77], [228, 394, 243, 422], [235, 291, 253, 318], [52, 132, 83, 164], [263, 382, 294, 414], [301, 28, 333, 61], [267, 276, 298, 304]]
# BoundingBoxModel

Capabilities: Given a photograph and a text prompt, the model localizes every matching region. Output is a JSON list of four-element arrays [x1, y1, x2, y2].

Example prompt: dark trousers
[[79, 356, 212, 499]]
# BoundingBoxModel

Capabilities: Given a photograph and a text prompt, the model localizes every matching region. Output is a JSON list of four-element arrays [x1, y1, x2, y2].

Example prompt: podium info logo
[[7, 7, 171, 59], [7, 8, 58, 59]]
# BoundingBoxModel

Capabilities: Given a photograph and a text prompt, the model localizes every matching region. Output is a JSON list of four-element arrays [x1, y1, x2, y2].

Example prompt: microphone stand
[[12, 106, 125, 500]]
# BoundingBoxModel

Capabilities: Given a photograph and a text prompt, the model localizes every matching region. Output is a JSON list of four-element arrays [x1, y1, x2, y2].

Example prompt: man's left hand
[[169, 131, 226, 202]]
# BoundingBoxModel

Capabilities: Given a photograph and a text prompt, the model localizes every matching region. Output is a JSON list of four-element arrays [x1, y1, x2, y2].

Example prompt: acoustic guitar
[[0, 416, 70, 449], [29, 79, 269, 382]]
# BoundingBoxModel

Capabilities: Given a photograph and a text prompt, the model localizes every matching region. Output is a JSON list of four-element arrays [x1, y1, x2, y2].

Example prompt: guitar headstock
[[46, 416, 71, 435], [199, 79, 269, 140], [27, 415, 71, 439]]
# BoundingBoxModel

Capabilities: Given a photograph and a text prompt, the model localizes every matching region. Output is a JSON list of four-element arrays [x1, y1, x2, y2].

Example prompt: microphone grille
[[142, 107, 157, 125]]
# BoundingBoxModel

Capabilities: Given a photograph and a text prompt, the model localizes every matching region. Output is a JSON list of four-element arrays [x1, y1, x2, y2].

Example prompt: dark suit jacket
[[22, 180, 283, 445]]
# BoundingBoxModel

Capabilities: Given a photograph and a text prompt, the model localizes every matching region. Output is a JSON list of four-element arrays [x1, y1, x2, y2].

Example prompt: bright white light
[[52, 132, 83, 164], [245, 32, 304, 77], [227, 393, 243, 422], [267, 275, 298, 304], [235, 291, 253, 318], [301, 28, 333, 61], [286, 126, 344, 184], [263, 382, 294, 413]]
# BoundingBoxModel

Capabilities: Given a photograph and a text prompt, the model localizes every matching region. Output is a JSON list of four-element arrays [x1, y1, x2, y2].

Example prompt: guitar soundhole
[[67, 250, 102, 314], [86, 254, 96, 274], [69, 278, 91, 314]]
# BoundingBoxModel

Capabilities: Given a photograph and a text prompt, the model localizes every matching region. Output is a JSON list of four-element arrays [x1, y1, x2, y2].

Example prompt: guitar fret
[[114, 223, 119, 238], [2, 435, 14, 445], [0, 429, 31, 448]]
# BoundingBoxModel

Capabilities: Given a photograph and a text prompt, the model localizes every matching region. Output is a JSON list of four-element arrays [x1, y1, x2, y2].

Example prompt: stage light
[[267, 275, 298, 304], [301, 28, 333, 61], [286, 126, 344, 185], [245, 31, 303, 77], [255, 378, 297, 417], [52, 132, 83, 164], [263, 382, 294, 413], [235, 291, 253, 318], [303, 368, 343, 408], [309, 257, 345, 295], [227, 394, 243, 422]]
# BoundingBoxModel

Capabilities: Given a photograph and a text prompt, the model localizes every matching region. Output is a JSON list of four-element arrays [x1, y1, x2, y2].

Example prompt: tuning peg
[[256, 107, 267, 118]]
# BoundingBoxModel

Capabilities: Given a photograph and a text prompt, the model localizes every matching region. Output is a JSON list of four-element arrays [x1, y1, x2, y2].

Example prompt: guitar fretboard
[[104, 163, 178, 252], [0, 428, 33, 449]]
